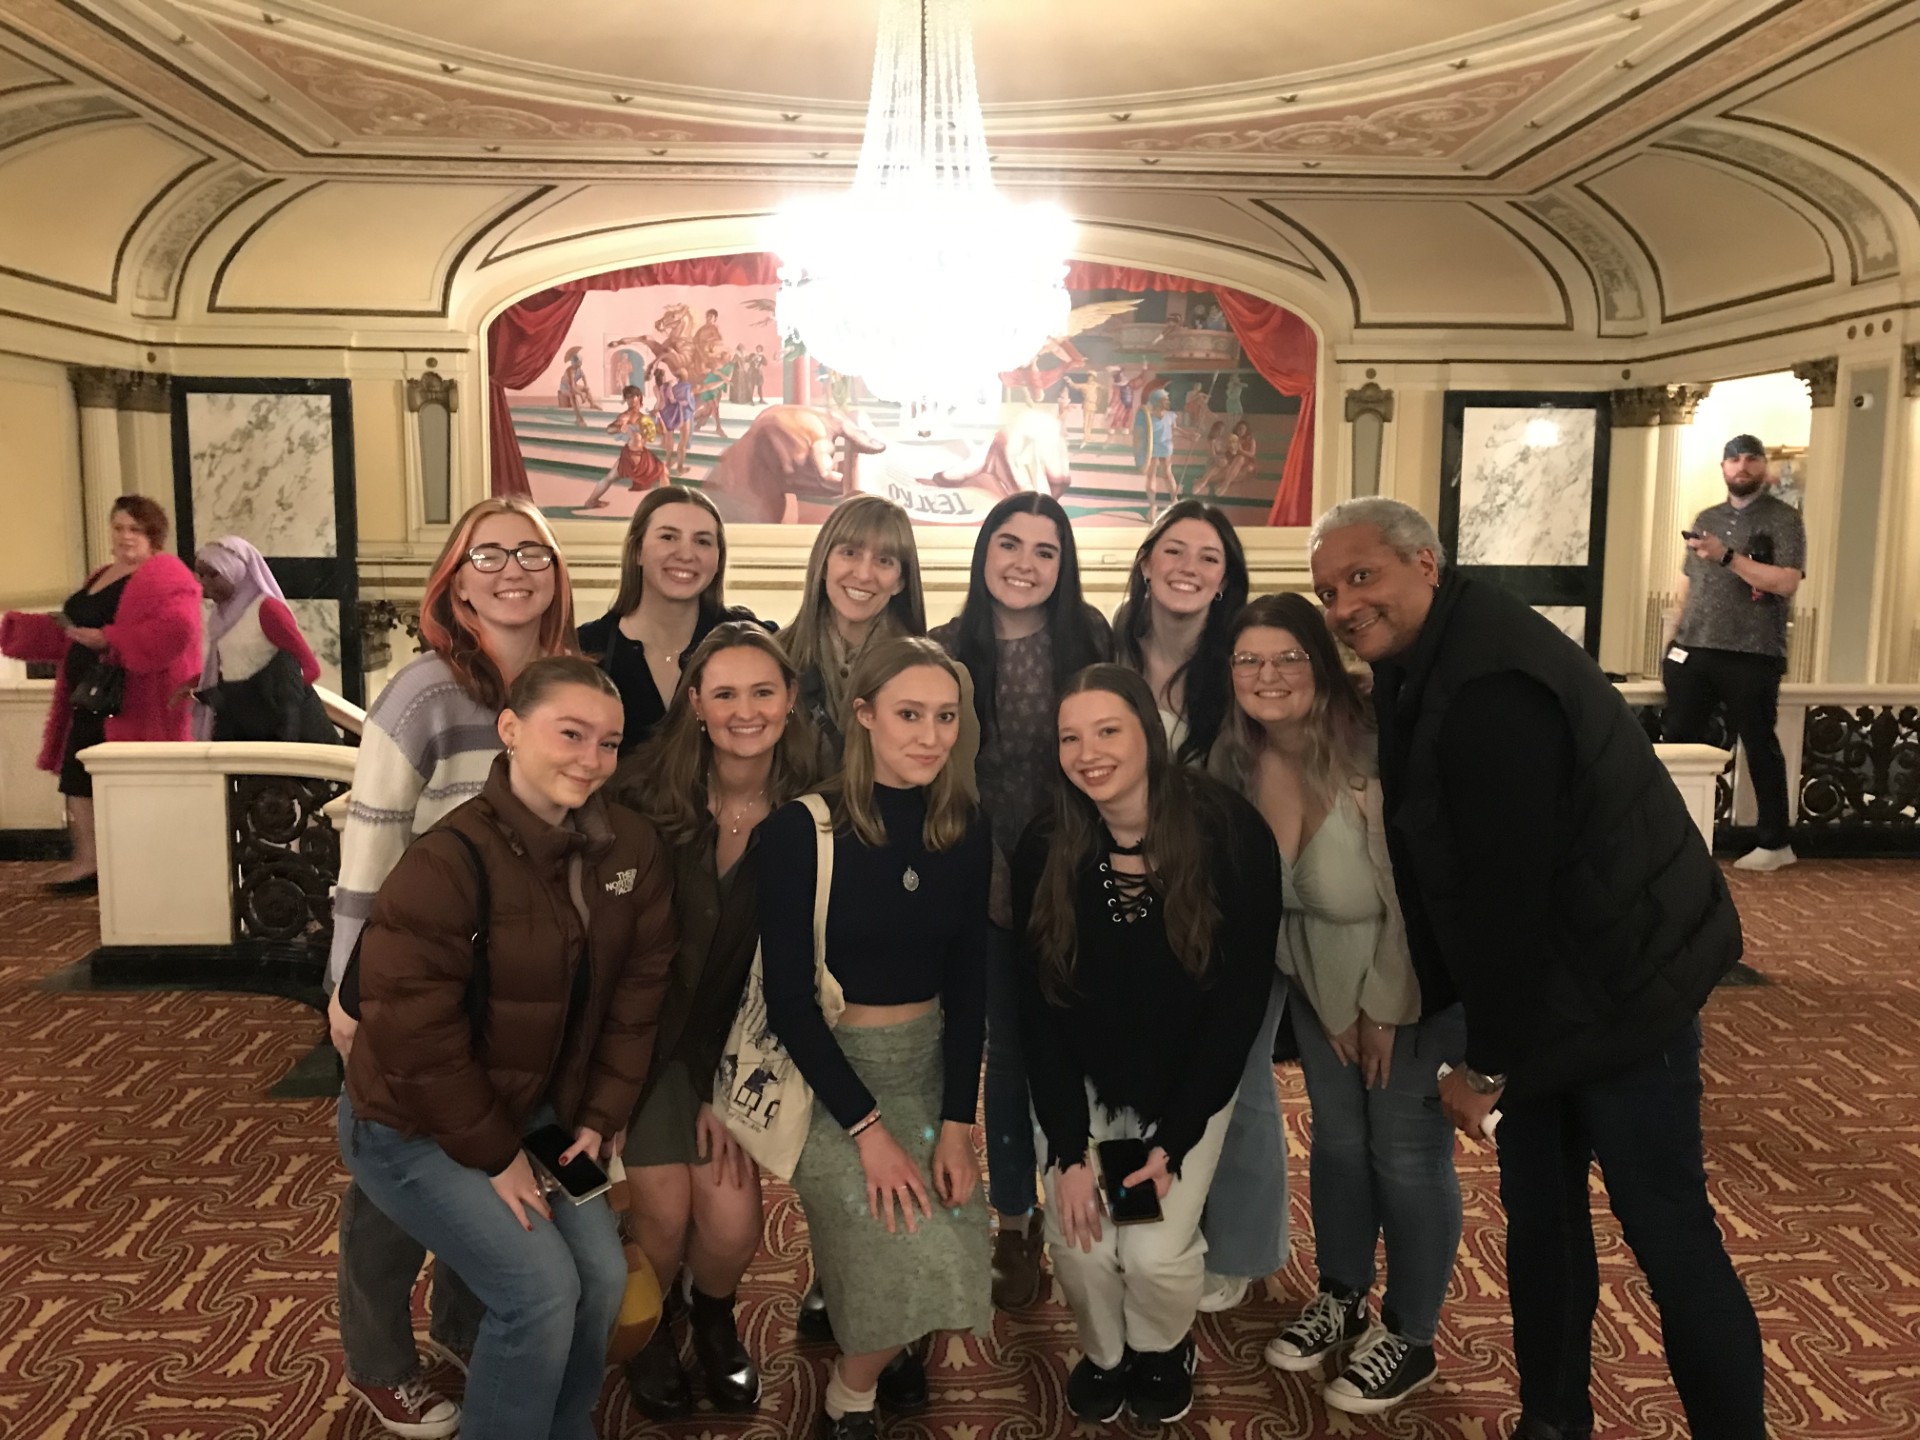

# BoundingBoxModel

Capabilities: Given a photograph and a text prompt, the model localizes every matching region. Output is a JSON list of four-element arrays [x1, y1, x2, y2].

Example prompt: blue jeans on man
[[1291, 987, 1464, 1344], [338, 1093, 626, 1440], [1496, 1019, 1765, 1438]]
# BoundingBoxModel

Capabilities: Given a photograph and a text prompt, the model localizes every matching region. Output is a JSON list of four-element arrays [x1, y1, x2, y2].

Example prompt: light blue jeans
[[337, 1093, 625, 1440], [1198, 974, 1291, 1279], [1290, 985, 1465, 1345]]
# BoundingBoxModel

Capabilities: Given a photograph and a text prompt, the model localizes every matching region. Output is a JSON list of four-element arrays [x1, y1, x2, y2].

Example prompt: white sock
[[824, 1362, 878, 1420]]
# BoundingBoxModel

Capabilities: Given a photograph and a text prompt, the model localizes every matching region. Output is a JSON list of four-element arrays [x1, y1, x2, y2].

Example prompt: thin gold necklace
[[713, 789, 769, 836]]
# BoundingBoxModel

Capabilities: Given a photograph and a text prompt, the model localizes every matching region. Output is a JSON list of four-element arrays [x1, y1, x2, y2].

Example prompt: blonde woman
[[780, 495, 927, 765], [759, 637, 992, 1440]]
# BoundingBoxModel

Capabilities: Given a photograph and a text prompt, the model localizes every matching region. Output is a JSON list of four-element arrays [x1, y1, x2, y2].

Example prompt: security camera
[[1851, 392, 1875, 411]]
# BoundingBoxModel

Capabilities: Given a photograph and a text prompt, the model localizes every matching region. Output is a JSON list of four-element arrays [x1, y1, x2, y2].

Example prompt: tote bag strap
[[796, 793, 842, 1023]]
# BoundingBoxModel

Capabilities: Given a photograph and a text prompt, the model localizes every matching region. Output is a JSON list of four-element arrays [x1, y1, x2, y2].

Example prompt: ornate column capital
[[118, 370, 173, 413], [405, 372, 460, 414], [1609, 382, 1712, 427], [1793, 357, 1840, 408], [357, 598, 423, 672], [1902, 342, 1919, 399], [69, 365, 125, 409], [1343, 381, 1394, 423]]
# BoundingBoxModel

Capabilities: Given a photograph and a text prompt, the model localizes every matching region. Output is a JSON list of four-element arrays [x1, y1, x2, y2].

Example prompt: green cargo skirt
[[790, 1008, 991, 1354]]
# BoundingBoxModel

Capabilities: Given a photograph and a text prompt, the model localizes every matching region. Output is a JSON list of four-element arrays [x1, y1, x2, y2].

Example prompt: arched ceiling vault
[[0, 0, 1915, 374]]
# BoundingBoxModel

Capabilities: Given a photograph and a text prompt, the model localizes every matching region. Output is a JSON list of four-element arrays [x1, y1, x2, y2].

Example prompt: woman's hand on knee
[[930, 1120, 979, 1210], [1054, 1161, 1103, 1252], [853, 1121, 932, 1234], [327, 990, 358, 1059], [1326, 1020, 1361, 1068], [491, 1151, 554, 1231], [696, 1104, 753, 1190]]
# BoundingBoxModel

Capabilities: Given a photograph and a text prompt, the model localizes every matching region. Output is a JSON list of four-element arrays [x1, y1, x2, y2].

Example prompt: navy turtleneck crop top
[[758, 784, 991, 1128]]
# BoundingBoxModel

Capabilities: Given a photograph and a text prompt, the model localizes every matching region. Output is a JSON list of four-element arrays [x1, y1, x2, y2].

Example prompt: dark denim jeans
[[1496, 1018, 1766, 1438], [985, 924, 1038, 1217], [339, 1094, 626, 1440], [1291, 987, 1463, 1344], [336, 1179, 483, 1384]]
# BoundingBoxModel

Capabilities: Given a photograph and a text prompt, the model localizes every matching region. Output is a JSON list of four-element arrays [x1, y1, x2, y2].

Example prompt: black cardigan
[[1011, 780, 1282, 1174], [579, 605, 769, 753]]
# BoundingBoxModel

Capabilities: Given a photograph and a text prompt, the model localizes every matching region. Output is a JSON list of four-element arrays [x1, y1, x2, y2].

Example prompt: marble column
[[1896, 345, 1920, 681], [1601, 391, 1660, 675], [1793, 357, 1841, 682], [1615, 384, 1711, 674], [116, 371, 174, 510], [69, 366, 125, 569]]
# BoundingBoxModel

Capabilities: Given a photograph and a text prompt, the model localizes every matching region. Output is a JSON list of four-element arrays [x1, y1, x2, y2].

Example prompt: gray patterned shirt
[[1674, 492, 1806, 659]]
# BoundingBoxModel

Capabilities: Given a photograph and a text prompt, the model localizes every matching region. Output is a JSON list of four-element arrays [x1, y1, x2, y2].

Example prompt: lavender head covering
[[194, 538, 287, 733]]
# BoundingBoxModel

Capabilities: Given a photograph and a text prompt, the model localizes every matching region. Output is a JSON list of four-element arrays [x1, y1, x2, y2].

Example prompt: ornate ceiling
[[0, 0, 1916, 366]]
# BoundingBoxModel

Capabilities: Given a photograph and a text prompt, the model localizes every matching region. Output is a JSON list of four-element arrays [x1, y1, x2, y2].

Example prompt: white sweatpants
[[1039, 1086, 1236, 1368]]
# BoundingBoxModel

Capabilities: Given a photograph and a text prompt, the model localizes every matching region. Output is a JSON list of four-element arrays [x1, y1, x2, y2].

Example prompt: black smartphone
[[523, 1123, 612, 1205], [1680, 529, 1702, 541], [1095, 1137, 1163, 1225]]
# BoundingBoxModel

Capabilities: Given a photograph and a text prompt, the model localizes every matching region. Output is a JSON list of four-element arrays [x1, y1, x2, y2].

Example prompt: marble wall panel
[[285, 598, 343, 696], [1533, 605, 1587, 645], [186, 392, 337, 557], [1457, 407, 1596, 567]]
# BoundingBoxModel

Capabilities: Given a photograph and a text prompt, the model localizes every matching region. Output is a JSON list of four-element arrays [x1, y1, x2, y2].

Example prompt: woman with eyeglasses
[[931, 493, 1111, 1311], [578, 486, 767, 755], [1214, 593, 1463, 1418], [1014, 664, 1281, 1427], [324, 496, 577, 1439]]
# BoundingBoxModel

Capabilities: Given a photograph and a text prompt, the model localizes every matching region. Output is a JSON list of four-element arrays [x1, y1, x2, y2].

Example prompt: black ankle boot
[[689, 1286, 761, 1413], [798, 1278, 834, 1343], [877, 1345, 928, 1414], [624, 1313, 692, 1420]]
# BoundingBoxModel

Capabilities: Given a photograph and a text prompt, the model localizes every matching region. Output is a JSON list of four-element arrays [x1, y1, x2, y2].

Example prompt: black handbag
[[70, 660, 126, 717]]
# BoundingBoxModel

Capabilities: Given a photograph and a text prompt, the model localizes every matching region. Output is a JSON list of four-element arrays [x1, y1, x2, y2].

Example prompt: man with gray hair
[[1308, 498, 1762, 1440]]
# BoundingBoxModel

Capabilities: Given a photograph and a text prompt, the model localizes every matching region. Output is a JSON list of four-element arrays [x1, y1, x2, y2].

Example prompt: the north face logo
[[604, 868, 636, 895]]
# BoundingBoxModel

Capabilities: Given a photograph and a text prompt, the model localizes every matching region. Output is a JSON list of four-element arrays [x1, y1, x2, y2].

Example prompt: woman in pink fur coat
[[1, 495, 202, 894]]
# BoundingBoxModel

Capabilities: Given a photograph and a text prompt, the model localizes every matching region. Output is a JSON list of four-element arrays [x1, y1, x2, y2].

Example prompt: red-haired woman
[[324, 495, 577, 1438], [1, 495, 201, 894]]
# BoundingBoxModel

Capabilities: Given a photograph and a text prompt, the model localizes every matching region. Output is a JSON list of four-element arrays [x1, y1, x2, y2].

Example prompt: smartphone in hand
[[1095, 1137, 1164, 1226], [523, 1124, 612, 1205]]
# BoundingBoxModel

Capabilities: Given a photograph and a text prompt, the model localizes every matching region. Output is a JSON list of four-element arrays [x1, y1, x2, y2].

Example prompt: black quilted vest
[[1376, 574, 1742, 1098]]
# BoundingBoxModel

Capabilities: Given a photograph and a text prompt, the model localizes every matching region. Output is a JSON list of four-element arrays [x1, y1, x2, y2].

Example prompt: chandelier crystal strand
[[773, 0, 1073, 414]]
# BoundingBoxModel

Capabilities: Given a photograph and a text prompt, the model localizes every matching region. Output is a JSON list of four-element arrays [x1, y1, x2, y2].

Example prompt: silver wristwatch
[[1461, 1066, 1507, 1095]]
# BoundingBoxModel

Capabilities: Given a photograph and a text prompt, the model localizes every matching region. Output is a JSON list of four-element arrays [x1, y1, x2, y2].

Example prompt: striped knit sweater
[[326, 651, 502, 987]]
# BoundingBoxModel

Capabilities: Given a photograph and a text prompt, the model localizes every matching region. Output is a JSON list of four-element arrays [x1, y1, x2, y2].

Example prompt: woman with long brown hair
[[578, 485, 767, 753], [325, 494, 575, 1438], [759, 636, 992, 1440], [1013, 664, 1280, 1428], [608, 623, 818, 1420], [1217, 593, 1463, 1418], [781, 495, 927, 765]]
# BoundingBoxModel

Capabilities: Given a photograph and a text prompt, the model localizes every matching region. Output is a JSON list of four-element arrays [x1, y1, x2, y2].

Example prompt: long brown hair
[[1211, 592, 1376, 803], [608, 486, 728, 623], [834, 636, 976, 851], [418, 497, 575, 708], [613, 622, 818, 844], [781, 495, 926, 689], [1029, 663, 1227, 1004]]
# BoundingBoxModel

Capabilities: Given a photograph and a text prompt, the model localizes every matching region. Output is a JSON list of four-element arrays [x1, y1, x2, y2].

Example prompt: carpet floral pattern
[[0, 858, 1916, 1437]]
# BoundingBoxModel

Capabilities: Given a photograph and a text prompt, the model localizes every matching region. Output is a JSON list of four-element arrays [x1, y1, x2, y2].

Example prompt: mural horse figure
[[702, 404, 886, 523]]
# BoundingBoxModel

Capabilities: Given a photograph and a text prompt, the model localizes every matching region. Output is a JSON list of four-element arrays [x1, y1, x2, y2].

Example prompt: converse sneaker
[[1066, 1351, 1131, 1424], [1733, 844, 1797, 872], [345, 1377, 460, 1439], [1264, 1288, 1369, 1371], [1322, 1327, 1437, 1415], [1125, 1334, 1197, 1425], [1196, 1271, 1251, 1313]]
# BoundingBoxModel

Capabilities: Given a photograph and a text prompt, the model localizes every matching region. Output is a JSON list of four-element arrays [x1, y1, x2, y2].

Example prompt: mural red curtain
[[487, 254, 780, 499], [1066, 262, 1317, 526]]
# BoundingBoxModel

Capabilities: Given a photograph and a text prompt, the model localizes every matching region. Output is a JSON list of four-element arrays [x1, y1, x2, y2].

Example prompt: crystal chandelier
[[772, 0, 1073, 414]]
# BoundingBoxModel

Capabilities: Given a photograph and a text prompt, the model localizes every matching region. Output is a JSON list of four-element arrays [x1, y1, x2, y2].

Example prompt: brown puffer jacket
[[344, 754, 677, 1174]]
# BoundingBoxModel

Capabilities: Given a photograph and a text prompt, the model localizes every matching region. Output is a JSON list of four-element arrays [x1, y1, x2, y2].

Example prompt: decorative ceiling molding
[[1514, 191, 1649, 333], [0, 91, 133, 151], [1658, 123, 1898, 283], [131, 160, 271, 316]]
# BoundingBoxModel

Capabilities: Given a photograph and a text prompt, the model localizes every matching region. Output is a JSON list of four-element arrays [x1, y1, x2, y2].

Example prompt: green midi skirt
[[790, 1008, 991, 1354]]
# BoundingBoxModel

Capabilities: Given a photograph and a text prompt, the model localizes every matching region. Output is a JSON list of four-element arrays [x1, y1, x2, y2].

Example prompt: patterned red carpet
[[1, 857, 1917, 1439]]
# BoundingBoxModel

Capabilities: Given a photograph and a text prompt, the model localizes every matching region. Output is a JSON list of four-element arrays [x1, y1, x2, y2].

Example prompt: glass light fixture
[[772, 0, 1074, 416]]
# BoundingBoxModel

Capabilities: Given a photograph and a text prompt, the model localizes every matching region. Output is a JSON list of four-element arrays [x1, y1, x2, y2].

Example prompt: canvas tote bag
[[714, 793, 844, 1180]]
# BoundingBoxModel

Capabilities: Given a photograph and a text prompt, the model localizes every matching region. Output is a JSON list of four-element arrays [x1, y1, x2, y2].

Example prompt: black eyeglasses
[[463, 542, 556, 573]]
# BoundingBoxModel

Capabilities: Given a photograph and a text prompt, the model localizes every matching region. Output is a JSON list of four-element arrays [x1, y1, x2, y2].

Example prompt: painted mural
[[496, 257, 1315, 528]]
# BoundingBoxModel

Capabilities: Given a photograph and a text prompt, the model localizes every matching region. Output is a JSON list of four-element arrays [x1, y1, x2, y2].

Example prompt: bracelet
[[848, 1110, 882, 1139], [1719, 547, 1736, 568]]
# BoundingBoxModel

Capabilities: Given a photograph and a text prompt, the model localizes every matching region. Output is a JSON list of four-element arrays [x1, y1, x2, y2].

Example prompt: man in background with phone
[[1663, 433, 1807, 873]]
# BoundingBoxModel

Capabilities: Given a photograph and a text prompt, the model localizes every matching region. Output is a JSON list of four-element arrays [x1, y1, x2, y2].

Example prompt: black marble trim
[[0, 829, 70, 861], [83, 942, 324, 1003]]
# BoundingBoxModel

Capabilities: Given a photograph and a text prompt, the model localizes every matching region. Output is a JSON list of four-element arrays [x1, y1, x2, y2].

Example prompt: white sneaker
[[1196, 1271, 1251, 1313], [1733, 845, 1797, 872]]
